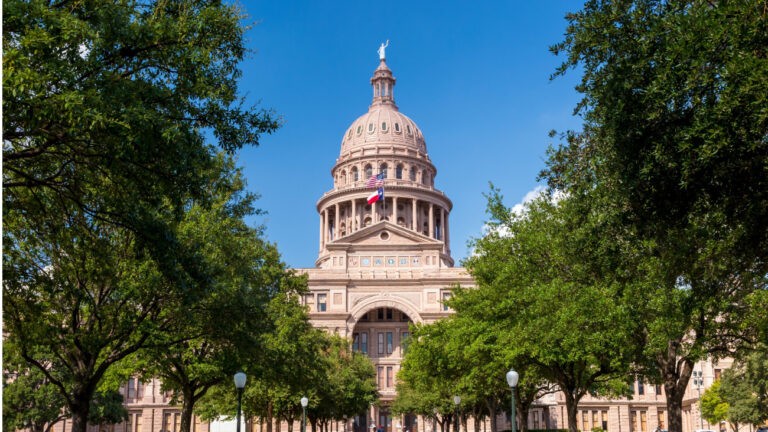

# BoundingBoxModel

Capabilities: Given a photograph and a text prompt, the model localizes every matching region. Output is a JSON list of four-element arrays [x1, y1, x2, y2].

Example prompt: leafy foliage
[[544, 2, 768, 431]]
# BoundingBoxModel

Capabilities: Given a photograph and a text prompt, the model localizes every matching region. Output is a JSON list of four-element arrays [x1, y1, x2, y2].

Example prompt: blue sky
[[234, 1, 585, 268]]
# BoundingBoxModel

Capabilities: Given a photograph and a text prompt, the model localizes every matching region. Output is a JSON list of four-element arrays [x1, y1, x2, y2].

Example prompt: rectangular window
[[353, 333, 360, 352], [386, 308, 393, 320], [136, 413, 143, 432], [128, 378, 136, 399], [126, 413, 132, 432], [582, 411, 589, 431], [593, 411, 599, 429], [378, 309, 384, 320], [378, 333, 385, 355], [602, 410, 608, 430], [361, 333, 368, 354], [386, 332, 393, 354], [442, 292, 452, 311], [637, 380, 644, 395], [656, 384, 662, 395], [386, 366, 393, 387], [401, 332, 409, 354], [378, 366, 385, 388], [317, 294, 327, 312], [164, 413, 173, 432], [533, 411, 540, 430], [640, 410, 647, 432], [657, 410, 665, 429], [631, 411, 638, 432]]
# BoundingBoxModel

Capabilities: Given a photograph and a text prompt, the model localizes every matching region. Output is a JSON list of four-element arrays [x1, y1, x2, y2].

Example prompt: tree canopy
[[543, 2, 768, 431]]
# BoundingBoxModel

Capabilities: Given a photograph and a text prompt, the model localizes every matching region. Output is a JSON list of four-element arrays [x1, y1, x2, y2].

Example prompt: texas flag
[[367, 187, 384, 204]]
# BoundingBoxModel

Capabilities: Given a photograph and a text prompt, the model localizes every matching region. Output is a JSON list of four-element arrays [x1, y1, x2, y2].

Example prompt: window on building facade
[[640, 410, 647, 432], [410, 168, 416, 181], [386, 366, 393, 387], [657, 410, 665, 429], [602, 410, 608, 430], [361, 332, 368, 354], [442, 292, 452, 311], [380, 163, 388, 178], [365, 165, 372, 178], [378, 332, 385, 355], [378, 366, 385, 388], [386, 332, 393, 354], [353, 333, 360, 351], [396, 165, 403, 179], [637, 379, 644, 395], [317, 294, 327, 312], [352, 167, 359, 181], [401, 331, 409, 354], [656, 384, 662, 395]]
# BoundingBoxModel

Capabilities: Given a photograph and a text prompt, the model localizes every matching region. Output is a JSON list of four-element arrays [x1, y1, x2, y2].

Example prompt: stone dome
[[340, 108, 426, 154], [338, 59, 428, 158]]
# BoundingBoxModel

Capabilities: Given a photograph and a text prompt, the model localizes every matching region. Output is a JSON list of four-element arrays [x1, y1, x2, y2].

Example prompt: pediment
[[327, 221, 441, 249]]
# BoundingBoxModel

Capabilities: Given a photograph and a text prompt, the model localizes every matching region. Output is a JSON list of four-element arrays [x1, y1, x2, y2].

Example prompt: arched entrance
[[347, 298, 423, 432]]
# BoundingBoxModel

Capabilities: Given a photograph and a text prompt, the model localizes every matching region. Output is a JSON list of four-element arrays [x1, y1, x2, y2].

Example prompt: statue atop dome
[[378, 40, 389, 60]]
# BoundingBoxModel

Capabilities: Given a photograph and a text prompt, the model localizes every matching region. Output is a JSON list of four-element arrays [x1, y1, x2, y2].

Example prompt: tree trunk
[[517, 401, 529, 432], [179, 388, 196, 432], [486, 398, 498, 432], [660, 343, 694, 432], [266, 402, 274, 432], [70, 397, 91, 432], [563, 391, 580, 432]]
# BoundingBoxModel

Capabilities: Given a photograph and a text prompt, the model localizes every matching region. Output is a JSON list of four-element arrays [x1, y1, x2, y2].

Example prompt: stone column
[[428, 203, 434, 239], [445, 208, 450, 253], [352, 199, 357, 233], [393, 196, 398, 225], [335, 203, 340, 240], [319, 210, 324, 251], [412, 198, 417, 232], [440, 207, 446, 248]]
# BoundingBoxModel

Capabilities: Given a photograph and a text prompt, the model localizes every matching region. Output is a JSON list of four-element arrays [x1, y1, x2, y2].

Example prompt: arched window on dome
[[409, 166, 416, 181], [396, 164, 403, 179], [394, 123, 401, 133], [365, 165, 372, 178], [422, 170, 430, 186], [379, 163, 388, 179], [352, 167, 359, 182], [340, 170, 347, 185]]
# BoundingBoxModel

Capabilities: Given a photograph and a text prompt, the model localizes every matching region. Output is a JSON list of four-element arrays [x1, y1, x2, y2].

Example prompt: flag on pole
[[367, 187, 384, 205], [366, 173, 384, 188]]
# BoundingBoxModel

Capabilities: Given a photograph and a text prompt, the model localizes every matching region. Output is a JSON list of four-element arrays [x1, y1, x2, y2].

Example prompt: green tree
[[462, 189, 635, 432], [701, 381, 730, 428], [139, 158, 299, 432], [545, 3, 768, 432], [3, 1, 279, 432], [3, 342, 68, 432]]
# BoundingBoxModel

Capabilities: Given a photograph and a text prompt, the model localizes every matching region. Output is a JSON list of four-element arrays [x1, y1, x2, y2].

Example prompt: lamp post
[[301, 397, 309, 432], [453, 396, 461, 432], [433, 408, 438, 432], [506, 369, 519, 432], [234, 372, 247, 432], [693, 371, 704, 429]]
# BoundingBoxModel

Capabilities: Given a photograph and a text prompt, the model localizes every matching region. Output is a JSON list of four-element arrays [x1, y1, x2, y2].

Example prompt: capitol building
[[47, 50, 726, 432]]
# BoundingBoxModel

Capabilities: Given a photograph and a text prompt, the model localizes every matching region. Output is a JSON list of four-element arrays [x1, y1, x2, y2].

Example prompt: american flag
[[366, 173, 384, 188]]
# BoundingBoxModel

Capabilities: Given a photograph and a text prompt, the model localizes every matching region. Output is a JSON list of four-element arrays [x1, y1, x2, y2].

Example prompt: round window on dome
[[381, 122, 387, 132], [347, 129, 353, 138], [368, 123, 375, 133], [394, 123, 401, 133], [406, 124, 413, 136], [356, 125, 362, 135]]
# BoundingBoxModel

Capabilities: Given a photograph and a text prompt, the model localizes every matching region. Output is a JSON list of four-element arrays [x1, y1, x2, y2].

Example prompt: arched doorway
[[348, 300, 422, 432]]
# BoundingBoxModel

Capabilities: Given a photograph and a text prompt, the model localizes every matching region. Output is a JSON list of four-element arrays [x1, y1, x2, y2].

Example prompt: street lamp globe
[[301, 397, 309, 407], [506, 369, 519, 388], [453, 395, 461, 405], [234, 372, 247, 389]]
